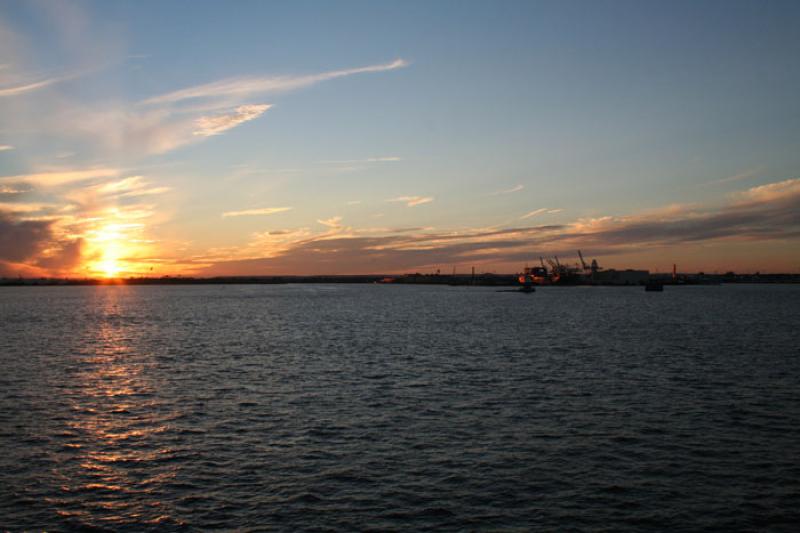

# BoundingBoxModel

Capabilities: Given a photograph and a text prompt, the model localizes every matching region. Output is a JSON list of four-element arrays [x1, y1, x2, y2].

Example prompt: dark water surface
[[1, 284, 799, 531]]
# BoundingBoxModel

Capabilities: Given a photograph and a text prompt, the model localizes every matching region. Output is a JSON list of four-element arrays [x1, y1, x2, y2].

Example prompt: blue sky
[[1, 0, 799, 276]]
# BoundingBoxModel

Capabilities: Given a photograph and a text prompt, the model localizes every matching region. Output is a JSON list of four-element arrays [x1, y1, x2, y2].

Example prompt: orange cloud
[[200, 177, 800, 276], [0, 167, 120, 187]]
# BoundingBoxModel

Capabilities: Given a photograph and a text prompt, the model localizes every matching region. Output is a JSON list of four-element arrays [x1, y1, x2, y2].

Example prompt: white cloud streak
[[520, 208, 547, 219], [323, 156, 401, 164], [194, 104, 271, 137], [0, 145, 14, 151], [520, 208, 562, 219], [143, 59, 409, 105], [89, 176, 170, 198], [222, 207, 293, 218], [732, 178, 800, 204], [317, 216, 343, 228], [0, 75, 69, 97], [47, 59, 405, 156], [59, 104, 268, 155], [491, 184, 524, 195], [390, 196, 434, 207], [704, 168, 763, 187]]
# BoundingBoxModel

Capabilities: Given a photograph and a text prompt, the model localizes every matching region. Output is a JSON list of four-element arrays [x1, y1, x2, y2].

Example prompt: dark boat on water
[[518, 268, 536, 293]]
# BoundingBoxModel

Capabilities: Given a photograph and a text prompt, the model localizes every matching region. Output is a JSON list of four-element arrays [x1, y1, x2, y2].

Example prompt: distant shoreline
[[2, 273, 798, 287]]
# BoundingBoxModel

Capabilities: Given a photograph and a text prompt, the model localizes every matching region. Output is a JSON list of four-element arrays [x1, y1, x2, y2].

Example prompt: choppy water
[[1, 284, 799, 531]]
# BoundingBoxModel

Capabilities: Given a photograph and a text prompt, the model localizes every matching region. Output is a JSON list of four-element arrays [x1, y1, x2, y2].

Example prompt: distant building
[[593, 269, 650, 285]]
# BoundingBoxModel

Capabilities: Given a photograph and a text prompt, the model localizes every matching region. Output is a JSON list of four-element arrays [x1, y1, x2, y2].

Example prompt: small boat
[[518, 268, 536, 293]]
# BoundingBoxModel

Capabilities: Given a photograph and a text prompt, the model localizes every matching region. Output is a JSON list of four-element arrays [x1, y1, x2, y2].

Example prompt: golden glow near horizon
[[83, 221, 149, 278], [98, 256, 121, 279], [87, 226, 124, 278]]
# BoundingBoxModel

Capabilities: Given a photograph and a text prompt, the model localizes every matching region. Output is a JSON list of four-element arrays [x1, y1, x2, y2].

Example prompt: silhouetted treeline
[[1, 271, 799, 286]]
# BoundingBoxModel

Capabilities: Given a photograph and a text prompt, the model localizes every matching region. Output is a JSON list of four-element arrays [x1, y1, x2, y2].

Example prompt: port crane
[[578, 250, 588, 271], [532, 251, 601, 284]]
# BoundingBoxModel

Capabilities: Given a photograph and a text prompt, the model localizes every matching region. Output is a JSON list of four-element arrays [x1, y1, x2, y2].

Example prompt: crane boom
[[578, 250, 587, 270]]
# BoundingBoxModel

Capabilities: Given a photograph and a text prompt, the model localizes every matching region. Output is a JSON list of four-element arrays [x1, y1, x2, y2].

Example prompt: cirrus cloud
[[317, 216, 343, 228], [194, 104, 271, 137], [491, 184, 524, 195], [222, 207, 293, 218], [0, 167, 121, 187], [143, 59, 409, 106], [389, 196, 434, 207], [520, 208, 562, 219]]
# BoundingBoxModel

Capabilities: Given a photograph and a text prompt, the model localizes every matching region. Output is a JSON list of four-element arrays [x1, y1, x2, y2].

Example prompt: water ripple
[[1, 284, 799, 530]]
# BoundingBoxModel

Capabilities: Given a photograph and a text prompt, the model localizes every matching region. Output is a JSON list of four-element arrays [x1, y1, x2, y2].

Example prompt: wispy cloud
[[56, 103, 270, 156], [390, 196, 434, 207], [520, 208, 547, 219], [96, 176, 170, 198], [0, 167, 120, 187], [194, 104, 271, 136], [46, 60, 405, 157], [520, 208, 561, 219], [704, 168, 763, 187], [491, 184, 524, 195], [222, 207, 292, 218], [99, 60, 405, 155], [732, 178, 800, 204], [143, 59, 409, 106], [317, 216, 343, 228], [0, 202, 58, 213], [0, 73, 76, 97], [323, 156, 401, 164], [2, 22, 406, 161], [0, 25, 102, 99], [0, 145, 14, 151], [64, 176, 170, 204]]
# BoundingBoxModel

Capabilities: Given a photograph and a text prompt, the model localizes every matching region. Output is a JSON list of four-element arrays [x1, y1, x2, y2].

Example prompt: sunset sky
[[1, 0, 799, 277]]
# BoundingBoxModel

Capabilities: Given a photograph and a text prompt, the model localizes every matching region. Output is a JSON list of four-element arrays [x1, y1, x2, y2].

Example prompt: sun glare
[[100, 258, 121, 278], [77, 216, 164, 279], [85, 223, 134, 279]]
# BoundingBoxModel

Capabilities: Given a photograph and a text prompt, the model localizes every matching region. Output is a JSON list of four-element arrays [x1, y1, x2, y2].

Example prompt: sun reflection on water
[[52, 288, 183, 528]]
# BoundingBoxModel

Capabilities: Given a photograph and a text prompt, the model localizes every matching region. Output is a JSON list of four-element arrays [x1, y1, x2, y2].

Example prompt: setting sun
[[80, 220, 157, 279], [99, 258, 120, 278]]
